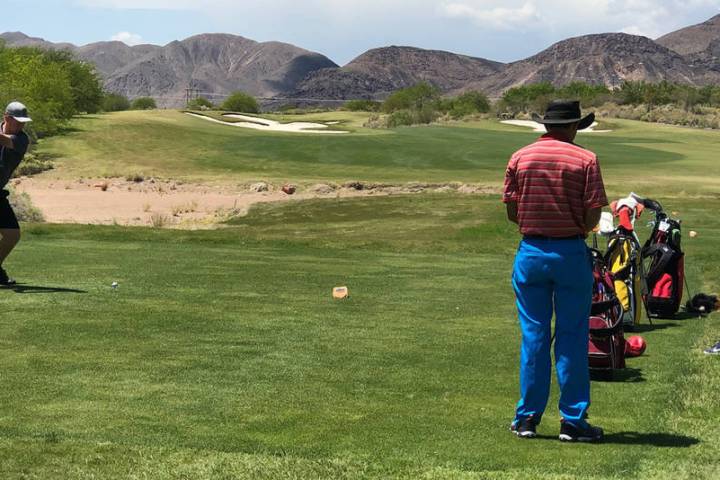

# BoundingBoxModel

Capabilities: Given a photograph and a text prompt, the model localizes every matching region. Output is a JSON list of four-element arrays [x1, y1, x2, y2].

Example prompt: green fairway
[[2, 194, 719, 479], [4, 112, 720, 478], [37, 111, 720, 197]]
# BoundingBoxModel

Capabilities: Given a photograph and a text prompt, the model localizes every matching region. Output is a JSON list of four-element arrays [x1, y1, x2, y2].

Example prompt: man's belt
[[523, 234, 585, 241]]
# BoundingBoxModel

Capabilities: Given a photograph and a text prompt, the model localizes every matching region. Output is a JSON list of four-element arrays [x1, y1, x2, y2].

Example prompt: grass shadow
[[604, 432, 700, 448], [591, 368, 645, 383], [629, 322, 681, 333], [1, 283, 87, 294], [530, 431, 698, 448]]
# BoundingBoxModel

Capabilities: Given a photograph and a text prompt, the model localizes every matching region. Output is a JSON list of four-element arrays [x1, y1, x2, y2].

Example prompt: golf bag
[[588, 248, 626, 380], [641, 201, 685, 318], [605, 196, 646, 330]]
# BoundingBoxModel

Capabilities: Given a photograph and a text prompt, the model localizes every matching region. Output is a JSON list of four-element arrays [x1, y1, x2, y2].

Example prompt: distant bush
[[344, 99, 381, 112], [597, 102, 720, 129], [383, 82, 441, 113], [187, 97, 214, 110], [440, 91, 491, 119], [221, 92, 260, 113], [102, 93, 131, 112], [385, 107, 440, 128], [131, 97, 157, 110]]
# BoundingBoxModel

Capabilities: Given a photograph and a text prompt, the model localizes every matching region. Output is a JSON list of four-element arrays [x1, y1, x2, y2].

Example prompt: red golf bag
[[588, 248, 626, 380]]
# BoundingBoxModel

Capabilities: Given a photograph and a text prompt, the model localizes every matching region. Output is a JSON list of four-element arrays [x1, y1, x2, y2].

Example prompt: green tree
[[0, 45, 74, 136], [444, 91, 491, 118], [0, 43, 104, 135], [221, 92, 260, 113], [500, 82, 555, 115], [102, 93, 131, 112], [382, 83, 441, 113], [131, 97, 157, 110], [343, 99, 381, 112], [44, 49, 104, 114]]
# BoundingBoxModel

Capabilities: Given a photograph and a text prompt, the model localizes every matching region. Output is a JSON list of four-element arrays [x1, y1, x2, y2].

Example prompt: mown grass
[[1, 194, 719, 479], [35, 111, 720, 197]]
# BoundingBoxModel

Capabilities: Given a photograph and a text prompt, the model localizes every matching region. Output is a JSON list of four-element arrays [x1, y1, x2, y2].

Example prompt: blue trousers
[[512, 238, 593, 425]]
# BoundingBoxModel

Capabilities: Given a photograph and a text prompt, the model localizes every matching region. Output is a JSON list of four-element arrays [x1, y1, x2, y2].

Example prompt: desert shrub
[[131, 97, 157, 110], [221, 92, 260, 113], [384, 107, 439, 128], [344, 99, 381, 112], [7, 189, 44, 222], [150, 212, 170, 228], [386, 110, 414, 127], [12, 152, 54, 177], [187, 97, 214, 110], [102, 93, 130, 112]]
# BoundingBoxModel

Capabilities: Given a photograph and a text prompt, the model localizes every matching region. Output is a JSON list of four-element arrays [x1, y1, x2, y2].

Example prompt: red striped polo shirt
[[503, 133, 608, 237]]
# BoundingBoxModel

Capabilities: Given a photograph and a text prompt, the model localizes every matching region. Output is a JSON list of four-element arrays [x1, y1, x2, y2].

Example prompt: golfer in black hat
[[504, 100, 608, 442], [0, 102, 32, 285]]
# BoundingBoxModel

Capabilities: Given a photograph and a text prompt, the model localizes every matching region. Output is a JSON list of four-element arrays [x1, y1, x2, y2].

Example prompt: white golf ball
[[111, 282, 119, 289]]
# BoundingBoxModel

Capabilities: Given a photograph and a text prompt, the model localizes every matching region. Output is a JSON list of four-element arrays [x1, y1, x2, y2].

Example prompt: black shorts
[[0, 194, 19, 230]]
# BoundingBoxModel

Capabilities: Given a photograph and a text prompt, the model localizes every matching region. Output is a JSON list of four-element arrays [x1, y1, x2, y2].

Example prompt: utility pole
[[185, 86, 200, 106]]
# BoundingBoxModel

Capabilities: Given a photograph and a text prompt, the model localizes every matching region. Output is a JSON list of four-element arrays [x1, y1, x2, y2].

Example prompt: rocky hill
[[102, 34, 338, 106], [657, 15, 720, 73], [657, 15, 720, 56], [6, 15, 720, 105], [463, 33, 709, 96], [291, 46, 504, 99], [0, 31, 75, 51], [1, 32, 337, 107]]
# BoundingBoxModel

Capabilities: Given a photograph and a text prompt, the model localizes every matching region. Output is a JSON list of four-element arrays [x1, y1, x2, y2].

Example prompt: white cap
[[5, 101, 32, 123]]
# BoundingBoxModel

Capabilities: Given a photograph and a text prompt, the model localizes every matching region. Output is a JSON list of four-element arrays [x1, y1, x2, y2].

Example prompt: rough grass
[[1, 194, 718, 479], [34, 111, 720, 197]]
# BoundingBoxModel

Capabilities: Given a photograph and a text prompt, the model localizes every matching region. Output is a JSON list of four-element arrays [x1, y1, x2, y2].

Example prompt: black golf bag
[[641, 200, 685, 318]]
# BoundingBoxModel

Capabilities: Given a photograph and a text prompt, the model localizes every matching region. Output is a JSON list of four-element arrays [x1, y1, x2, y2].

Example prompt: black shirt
[[0, 125, 30, 196]]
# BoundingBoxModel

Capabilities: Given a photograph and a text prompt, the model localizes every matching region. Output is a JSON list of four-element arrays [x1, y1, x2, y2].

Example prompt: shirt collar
[[539, 131, 574, 144]]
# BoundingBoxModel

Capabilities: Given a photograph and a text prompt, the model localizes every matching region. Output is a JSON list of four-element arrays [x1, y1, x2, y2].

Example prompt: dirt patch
[[11, 177, 499, 228]]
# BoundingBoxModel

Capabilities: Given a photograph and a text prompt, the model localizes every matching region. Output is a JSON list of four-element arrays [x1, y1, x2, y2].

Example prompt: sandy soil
[[13, 177, 496, 228], [501, 120, 612, 133], [186, 113, 349, 134]]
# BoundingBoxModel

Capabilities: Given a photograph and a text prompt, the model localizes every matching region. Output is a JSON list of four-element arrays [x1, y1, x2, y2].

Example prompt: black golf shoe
[[510, 416, 538, 438], [0, 267, 16, 286], [559, 419, 604, 443]]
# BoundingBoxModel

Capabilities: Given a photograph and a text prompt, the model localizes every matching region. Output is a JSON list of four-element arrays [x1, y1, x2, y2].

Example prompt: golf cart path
[[14, 177, 496, 228]]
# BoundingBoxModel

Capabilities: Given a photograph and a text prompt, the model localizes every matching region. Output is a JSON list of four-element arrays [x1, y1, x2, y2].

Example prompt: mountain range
[[3, 14, 720, 107]]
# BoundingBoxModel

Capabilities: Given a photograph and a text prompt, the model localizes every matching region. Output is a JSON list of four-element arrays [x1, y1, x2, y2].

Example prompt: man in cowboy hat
[[503, 100, 608, 442], [0, 102, 32, 285]]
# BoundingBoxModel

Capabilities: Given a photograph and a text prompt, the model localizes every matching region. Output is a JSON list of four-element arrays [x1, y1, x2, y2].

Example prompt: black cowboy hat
[[532, 100, 595, 130]]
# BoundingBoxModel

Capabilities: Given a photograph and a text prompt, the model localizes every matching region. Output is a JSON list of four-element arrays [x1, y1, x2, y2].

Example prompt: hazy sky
[[2, 0, 720, 65]]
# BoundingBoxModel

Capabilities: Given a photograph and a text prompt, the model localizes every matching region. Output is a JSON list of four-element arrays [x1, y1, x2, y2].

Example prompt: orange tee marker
[[333, 287, 349, 299]]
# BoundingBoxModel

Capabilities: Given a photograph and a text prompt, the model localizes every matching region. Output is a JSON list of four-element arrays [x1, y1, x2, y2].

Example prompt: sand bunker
[[14, 178, 497, 228], [186, 112, 349, 134], [501, 120, 612, 133]]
